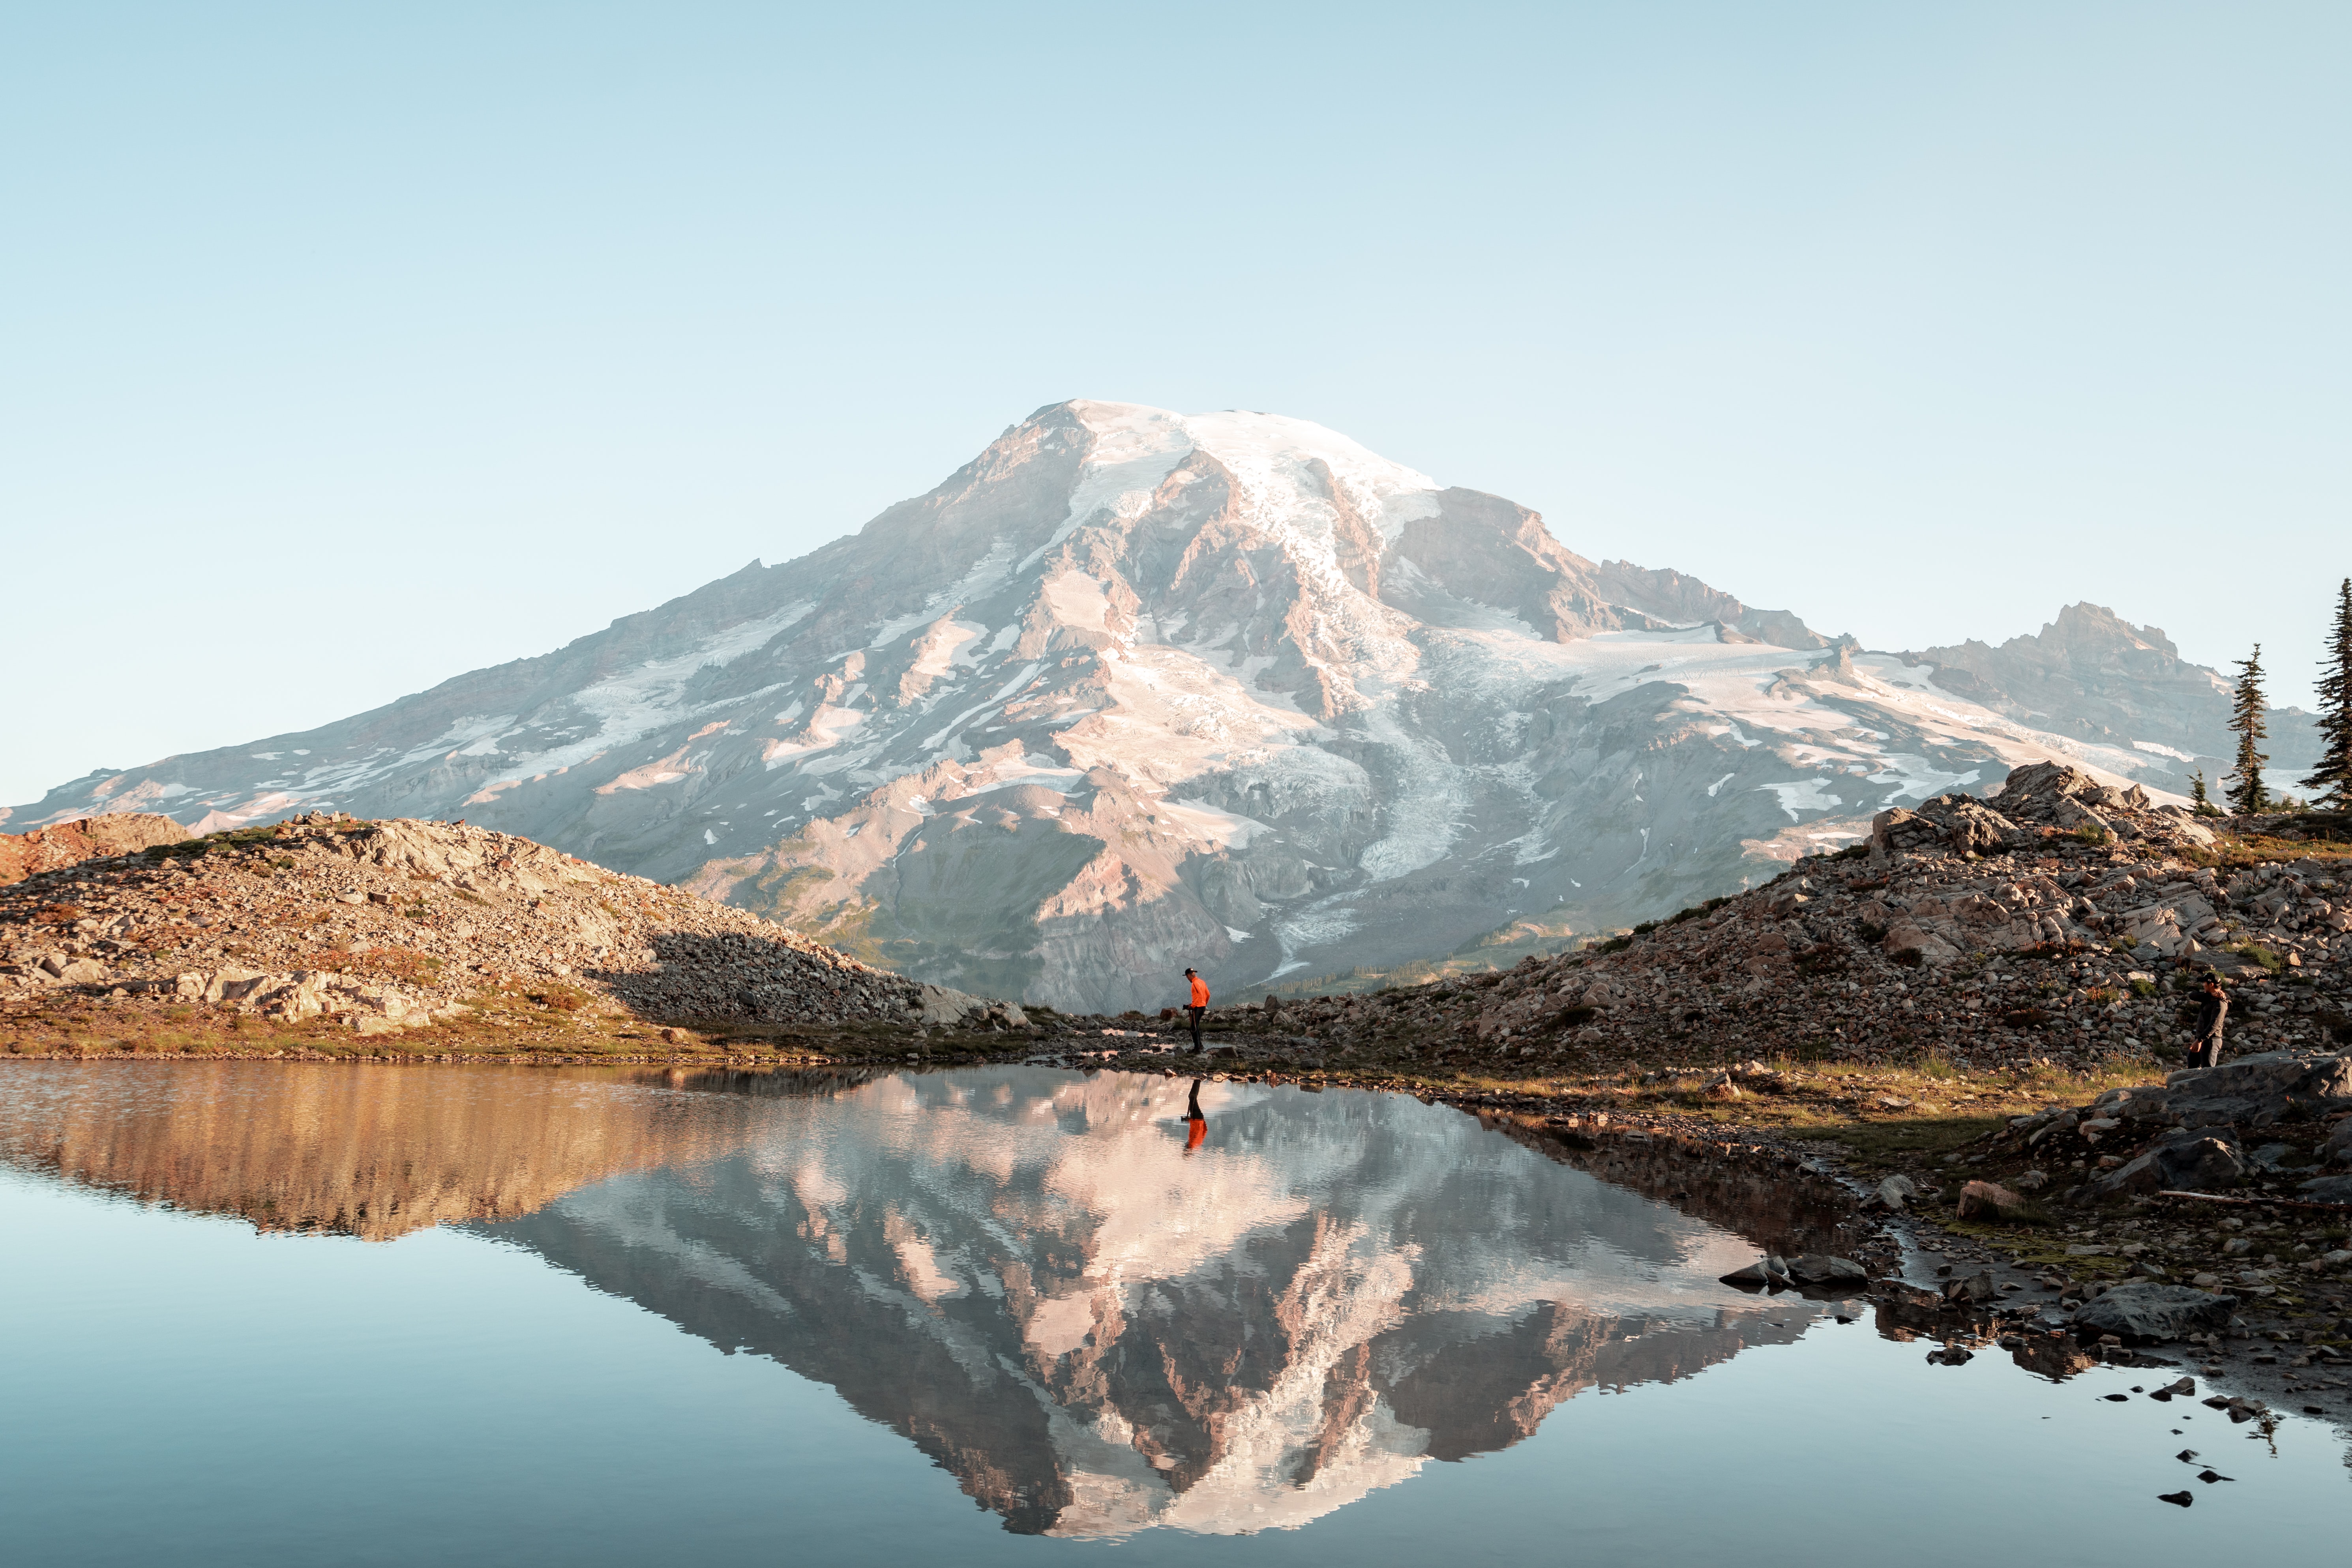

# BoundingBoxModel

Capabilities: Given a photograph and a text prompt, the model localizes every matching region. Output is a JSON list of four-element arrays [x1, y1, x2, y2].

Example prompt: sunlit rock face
[[485, 1069, 1822, 1538]]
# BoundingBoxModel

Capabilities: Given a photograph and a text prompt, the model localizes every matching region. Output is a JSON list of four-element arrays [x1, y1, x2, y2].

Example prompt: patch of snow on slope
[[763, 705, 868, 769], [1269, 893, 1362, 979], [1760, 779, 1842, 821], [868, 542, 1018, 648], [455, 604, 815, 792], [1160, 799, 1274, 849], [1861, 756, 1981, 803], [1021, 404, 1195, 571]]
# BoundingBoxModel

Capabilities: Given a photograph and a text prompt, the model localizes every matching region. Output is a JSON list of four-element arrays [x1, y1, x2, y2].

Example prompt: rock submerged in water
[[1719, 1255, 1788, 1289], [1720, 1253, 1866, 1291], [2069, 1281, 2236, 1341], [1786, 1253, 1869, 1287]]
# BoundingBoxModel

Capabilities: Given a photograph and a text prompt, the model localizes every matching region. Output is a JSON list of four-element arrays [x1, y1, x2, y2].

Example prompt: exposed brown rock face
[[0, 813, 187, 886]]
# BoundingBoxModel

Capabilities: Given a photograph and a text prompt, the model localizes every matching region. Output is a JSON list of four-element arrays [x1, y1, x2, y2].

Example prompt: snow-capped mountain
[[6, 401, 2296, 1010]]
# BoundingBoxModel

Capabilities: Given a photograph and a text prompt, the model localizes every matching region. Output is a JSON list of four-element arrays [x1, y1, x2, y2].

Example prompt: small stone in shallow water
[[2157, 1491, 2195, 1508]]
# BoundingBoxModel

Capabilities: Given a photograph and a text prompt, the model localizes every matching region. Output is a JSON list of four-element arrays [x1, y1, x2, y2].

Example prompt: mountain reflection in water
[[0, 1063, 1833, 1539]]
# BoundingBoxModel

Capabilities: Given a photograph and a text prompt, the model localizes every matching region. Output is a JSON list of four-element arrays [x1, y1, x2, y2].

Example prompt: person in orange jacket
[[1184, 967, 1209, 1054], [1184, 1077, 1207, 1152]]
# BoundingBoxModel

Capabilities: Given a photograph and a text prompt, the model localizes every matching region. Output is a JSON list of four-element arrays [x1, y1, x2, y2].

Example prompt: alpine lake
[[1, 1062, 2344, 1566]]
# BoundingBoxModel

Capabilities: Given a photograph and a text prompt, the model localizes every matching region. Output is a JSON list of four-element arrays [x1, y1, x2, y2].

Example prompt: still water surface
[[0, 1062, 2343, 1565]]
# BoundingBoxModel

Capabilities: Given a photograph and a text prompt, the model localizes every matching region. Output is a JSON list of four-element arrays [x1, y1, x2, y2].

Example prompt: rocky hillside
[[0, 812, 191, 886], [0, 814, 1023, 1041], [1234, 762, 2352, 1083], [4, 402, 2304, 1011]]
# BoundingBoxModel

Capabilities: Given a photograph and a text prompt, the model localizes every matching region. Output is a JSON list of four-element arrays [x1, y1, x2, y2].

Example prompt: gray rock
[[916, 982, 989, 1027], [1876, 1174, 1919, 1212], [2157, 1131, 2246, 1191], [2324, 1119, 2352, 1167], [1881, 922, 1962, 967], [1943, 801, 2020, 854], [1719, 1255, 1795, 1290], [2090, 1150, 2165, 1197], [1944, 1271, 1996, 1304], [2296, 1175, 2352, 1204], [2071, 1282, 2237, 1341], [1785, 1254, 1869, 1287], [2163, 1050, 2352, 1132]]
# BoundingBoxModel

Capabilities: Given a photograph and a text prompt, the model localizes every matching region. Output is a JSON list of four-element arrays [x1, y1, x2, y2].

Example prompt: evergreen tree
[[2302, 577, 2352, 811], [2189, 768, 2220, 817], [2226, 645, 2270, 815]]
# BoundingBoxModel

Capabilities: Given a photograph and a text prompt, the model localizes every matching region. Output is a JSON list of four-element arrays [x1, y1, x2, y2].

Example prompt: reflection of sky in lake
[[0, 1062, 2344, 1566]]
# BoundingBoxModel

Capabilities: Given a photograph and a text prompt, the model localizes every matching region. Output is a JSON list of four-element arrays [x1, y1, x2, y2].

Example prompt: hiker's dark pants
[[1188, 1006, 1205, 1051], [2186, 1029, 2225, 1070]]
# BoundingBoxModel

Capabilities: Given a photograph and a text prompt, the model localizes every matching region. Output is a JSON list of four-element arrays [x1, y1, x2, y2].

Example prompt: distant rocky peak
[[2026, 602, 2185, 662]]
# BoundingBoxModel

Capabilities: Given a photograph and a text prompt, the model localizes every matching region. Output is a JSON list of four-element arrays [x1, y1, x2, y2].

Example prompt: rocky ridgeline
[[1230, 762, 2351, 1078], [0, 813, 191, 886], [0, 814, 1027, 1038]]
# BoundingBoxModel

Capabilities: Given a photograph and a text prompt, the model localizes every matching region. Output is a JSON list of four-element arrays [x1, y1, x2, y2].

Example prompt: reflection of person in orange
[[1184, 967, 1210, 1055], [1183, 1077, 1206, 1154]]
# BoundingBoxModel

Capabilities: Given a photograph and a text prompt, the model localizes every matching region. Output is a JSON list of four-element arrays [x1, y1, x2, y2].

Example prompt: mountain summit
[[7, 401, 2266, 1010]]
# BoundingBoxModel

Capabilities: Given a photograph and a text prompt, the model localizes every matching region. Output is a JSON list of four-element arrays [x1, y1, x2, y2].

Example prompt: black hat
[[1184, 967, 1196, 975]]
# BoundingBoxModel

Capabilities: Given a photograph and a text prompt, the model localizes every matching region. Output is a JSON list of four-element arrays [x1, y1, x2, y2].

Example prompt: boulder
[[1955, 1180, 2033, 1221], [1990, 761, 2109, 822], [2090, 1150, 2165, 1197], [1871, 807, 1949, 855], [2322, 1119, 2352, 1167], [1944, 1271, 1996, 1304], [1881, 922, 1962, 967], [37, 955, 109, 985], [1875, 1174, 1919, 1212], [1784, 1254, 1869, 1288], [2297, 1175, 2352, 1204], [1719, 1255, 1793, 1290], [2070, 1282, 2237, 1341], [916, 982, 988, 1027], [2155, 1132, 2245, 1191], [2164, 1051, 2352, 1131], [1944, 802, 2020, 854]]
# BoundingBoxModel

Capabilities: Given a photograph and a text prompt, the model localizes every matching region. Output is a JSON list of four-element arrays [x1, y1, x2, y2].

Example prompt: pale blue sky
[[4, 3, 2346, 806]]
